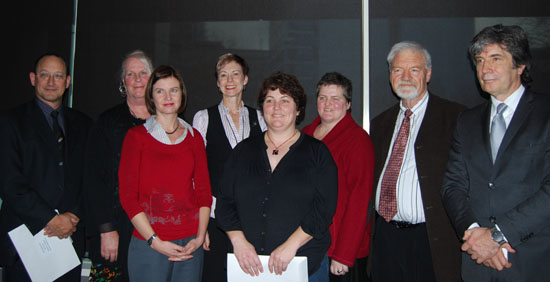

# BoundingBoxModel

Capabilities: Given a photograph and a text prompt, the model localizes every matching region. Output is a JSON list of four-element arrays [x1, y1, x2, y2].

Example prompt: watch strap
[[147, 233, 158, 246]]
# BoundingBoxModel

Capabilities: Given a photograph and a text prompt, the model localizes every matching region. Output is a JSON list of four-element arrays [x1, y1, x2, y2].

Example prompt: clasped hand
[[152, 236, 203, 262], [462, 227, 516, 271], [44, 212, 79, 239]]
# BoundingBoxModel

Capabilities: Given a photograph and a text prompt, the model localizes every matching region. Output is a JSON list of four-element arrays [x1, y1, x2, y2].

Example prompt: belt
[[388, 220, 422, 229]]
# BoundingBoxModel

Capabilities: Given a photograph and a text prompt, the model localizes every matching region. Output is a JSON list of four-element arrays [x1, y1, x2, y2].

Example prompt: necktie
[[51, 110, 65, 162], [379, 109, 412, 222], [490, 103, 507, 163]]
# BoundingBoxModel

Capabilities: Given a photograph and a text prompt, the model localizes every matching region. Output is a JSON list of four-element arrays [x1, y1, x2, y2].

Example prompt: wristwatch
[[147, 234, 158, 247], [490, 226, 507, 246]]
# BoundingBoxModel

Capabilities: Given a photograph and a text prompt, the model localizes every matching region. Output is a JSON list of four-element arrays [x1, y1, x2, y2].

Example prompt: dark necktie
[[51, 110, 65, 162], [379, 109, 412, 222], [490, 103, 507, 163]]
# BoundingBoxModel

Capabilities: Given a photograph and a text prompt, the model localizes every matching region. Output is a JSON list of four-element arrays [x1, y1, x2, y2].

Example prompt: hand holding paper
[[228, 231, 263, 276], [227, 254, 308, 282]]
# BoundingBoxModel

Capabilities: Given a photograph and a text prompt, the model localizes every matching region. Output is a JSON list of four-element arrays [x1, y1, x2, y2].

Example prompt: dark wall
[[71, 0, 362, 127], [6, 1, 74, 110], [6, 1, 549, 129]]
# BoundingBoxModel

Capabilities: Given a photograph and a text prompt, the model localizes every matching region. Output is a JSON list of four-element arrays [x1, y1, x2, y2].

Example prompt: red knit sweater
[[119, 126, 212, 241], [302, 113, 375, 266]]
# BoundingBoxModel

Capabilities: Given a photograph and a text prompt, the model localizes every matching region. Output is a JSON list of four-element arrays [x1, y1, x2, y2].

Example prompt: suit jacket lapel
[[480, 103, 493, 163], [28, 101, 57, 148], [496, 91, 534, 162]]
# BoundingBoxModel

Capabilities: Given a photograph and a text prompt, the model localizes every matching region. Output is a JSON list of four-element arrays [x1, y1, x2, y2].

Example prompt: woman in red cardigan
[[302, 72, 375, 282], [119, 65, 212, 282]]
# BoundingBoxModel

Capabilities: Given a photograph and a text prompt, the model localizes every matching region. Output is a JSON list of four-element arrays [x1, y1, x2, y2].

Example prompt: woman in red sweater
[[119, 65, 212, 282], [302, 72, 375, 282]]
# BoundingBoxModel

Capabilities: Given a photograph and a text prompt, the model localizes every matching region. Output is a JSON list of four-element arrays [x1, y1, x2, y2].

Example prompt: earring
[[119, 82, 127, 97]]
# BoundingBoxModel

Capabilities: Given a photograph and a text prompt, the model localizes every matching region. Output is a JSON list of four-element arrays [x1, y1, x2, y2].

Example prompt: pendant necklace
[[165, 123, 179, 135], [266, 130, 298, 155]]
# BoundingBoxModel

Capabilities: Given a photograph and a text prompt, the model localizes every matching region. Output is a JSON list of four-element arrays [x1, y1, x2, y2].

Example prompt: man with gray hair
[[369, 41, 465, 282], [442, 24, 550, 282]]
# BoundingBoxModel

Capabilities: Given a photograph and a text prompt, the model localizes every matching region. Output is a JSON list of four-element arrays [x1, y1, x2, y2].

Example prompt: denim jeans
[[127, 235, 204, 282], [309, 254, 329, 282]]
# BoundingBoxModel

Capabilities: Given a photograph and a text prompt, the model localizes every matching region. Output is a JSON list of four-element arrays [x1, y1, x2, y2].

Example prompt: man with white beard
[[368, 41, 466, 282]]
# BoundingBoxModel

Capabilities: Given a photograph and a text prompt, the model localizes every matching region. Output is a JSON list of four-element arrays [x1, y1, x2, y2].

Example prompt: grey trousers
[[128, 235, 204, 282]]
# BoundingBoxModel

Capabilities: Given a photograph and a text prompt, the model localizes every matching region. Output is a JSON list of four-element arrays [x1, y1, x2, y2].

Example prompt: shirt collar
[[218, 100, 245, 115], [490, 85, 524, 113], [399, 91, 430, 115], [144, 115, 194, 137]]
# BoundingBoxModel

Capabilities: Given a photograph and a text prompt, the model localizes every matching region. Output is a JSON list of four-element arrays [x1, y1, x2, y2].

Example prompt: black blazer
[[441, 90, 550, 282], [0, 100, 92, 265], [370, 94, 465, 282]]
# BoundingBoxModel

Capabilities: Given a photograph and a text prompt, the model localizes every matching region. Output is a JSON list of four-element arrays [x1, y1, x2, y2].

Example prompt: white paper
[[227, 253, 308, 282], [8, 224, 81, 282]]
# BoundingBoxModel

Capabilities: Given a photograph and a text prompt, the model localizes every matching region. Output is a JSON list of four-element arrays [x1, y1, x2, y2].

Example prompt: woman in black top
[[216, 71, 338, 282], [84, 50, 153, 281]]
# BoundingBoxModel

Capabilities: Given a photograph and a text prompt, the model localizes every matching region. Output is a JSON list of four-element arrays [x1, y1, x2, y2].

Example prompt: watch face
[[492, 230, 504, 242]]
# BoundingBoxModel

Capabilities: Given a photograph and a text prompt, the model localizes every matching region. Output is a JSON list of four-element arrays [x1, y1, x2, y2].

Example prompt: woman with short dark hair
[[216, 71, 338, 282]]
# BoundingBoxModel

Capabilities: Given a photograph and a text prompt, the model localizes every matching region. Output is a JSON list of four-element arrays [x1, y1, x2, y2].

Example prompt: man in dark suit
[[369, 41, 465, 282], [0, 53, 92, 281], [441, 24, 550, 282]]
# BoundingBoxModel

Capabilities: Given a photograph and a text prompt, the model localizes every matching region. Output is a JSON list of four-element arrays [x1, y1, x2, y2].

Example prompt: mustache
[[396, 80, 417, 88]]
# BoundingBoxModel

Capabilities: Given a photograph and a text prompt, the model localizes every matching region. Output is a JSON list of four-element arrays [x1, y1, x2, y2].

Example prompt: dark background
[[6, 0, 549, 129]]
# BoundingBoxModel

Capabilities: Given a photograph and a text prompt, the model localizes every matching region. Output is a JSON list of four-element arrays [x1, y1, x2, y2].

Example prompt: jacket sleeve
[[83, 117, 118, 233], [331, 134, 375, 266], [0, 113, 56, 234], [440, 117, 477, 238]]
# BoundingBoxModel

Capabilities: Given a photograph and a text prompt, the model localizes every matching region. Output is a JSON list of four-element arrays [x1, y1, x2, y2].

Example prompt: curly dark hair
[[258, 71, 307, 125], [145, 65, 187, 115], [469, 24, 532, 87]]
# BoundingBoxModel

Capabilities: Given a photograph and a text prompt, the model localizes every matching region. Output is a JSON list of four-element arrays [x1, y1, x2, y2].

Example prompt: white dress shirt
[[489, 85, 525, 130], [375, 93, 429, 224]]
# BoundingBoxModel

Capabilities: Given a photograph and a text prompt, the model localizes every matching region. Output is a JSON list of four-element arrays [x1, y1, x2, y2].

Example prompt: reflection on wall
[[474, 17, 550, 48], [140, 19, 362, 127], [203, 21, 270, 51]]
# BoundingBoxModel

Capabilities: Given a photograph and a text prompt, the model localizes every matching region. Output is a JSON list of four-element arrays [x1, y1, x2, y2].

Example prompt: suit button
[[488, 182, 495, 189], [489, 216, 496, 223], [58, 161, 64, 166], [262, 213, 267, 218], [260, 248, 265, 252]]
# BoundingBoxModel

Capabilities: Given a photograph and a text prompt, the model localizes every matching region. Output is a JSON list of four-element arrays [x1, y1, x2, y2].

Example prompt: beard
[[394, 80, 419, 100]]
